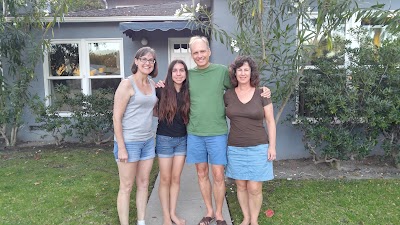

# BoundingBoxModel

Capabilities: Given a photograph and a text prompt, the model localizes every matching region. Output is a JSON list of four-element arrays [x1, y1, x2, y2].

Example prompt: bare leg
[[117, 162, 138, 225], [196, 162, 214, 223], [169, 155, 186, 225], [235, 180, 250, 225], [211, 165, 226, 222], [158, 157, 173, 225], [135, 158, 154, 221], [247, 181, 263, 225]]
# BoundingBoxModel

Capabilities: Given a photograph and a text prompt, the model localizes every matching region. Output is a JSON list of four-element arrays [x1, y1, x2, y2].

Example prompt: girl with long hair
[[155, 59, 190, 225]]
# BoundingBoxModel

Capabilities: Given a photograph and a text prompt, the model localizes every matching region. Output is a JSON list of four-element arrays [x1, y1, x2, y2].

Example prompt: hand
[[155, 80, 165, 88], [118, 148, 128, 163], [260, 86, 271, 98], [267, 147, 276, 161]]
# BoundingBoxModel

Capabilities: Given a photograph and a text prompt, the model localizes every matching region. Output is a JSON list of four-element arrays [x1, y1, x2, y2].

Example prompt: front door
[[168, 38, 196, 69]]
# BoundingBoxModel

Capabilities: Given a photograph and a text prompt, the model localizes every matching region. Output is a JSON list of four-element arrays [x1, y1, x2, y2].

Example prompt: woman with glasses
[[155, 60, 190, 225], [113, 47, 158, 225]]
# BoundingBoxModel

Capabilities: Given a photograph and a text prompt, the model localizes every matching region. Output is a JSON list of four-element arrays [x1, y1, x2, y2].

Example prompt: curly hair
[[229, 55, 260, 87]]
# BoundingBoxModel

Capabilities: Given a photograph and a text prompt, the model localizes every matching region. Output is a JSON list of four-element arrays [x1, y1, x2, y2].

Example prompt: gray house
[[15, 0, 400, 160]]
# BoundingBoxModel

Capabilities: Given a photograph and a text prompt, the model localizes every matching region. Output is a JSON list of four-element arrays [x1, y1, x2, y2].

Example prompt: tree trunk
[[10, 126, 18, 146], [0, 124, 10, 146]]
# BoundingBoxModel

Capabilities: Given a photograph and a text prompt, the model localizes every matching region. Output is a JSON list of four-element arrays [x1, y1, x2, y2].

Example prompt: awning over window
[[119, 21, 197, 32]]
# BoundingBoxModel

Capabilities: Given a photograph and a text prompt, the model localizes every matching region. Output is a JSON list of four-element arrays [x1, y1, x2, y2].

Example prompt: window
[[297, 12, 347, 118], [43, 39, 124, 112], [361, 17, 398, 47], [296, 11, 398, 120]]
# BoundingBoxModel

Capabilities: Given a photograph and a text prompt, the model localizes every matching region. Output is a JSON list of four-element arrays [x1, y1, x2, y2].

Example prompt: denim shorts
[[225, 144, 274, 181], [186, 134, 228, 165], [155, 135, 187, 158], [113, 137, 155, 163]]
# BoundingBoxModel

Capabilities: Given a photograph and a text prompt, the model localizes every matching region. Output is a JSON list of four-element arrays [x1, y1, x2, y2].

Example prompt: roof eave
[[41, 15, 192, 23], [5, 15, 192, 23]]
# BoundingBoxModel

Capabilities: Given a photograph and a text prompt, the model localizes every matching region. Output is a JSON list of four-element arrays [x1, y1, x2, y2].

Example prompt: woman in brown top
[[224, 56, 276, 225]]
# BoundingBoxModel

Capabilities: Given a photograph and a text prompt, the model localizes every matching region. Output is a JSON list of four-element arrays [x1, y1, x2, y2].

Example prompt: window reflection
[[88, 42, 120, 76], [301, 15, 346, 66], [49, 43, 80, 77]]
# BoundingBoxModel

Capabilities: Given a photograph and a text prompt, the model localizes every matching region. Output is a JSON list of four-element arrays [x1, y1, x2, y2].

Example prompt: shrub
[[298, 28, 400, 168], [68, 88, 114, 145], [30, 85, 114, 145], [30, 86, 73, 145]]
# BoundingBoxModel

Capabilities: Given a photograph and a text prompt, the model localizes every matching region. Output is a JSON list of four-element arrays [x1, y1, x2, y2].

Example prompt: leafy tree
[[177, 0, 400, 166], [0, 0, 68, 146]]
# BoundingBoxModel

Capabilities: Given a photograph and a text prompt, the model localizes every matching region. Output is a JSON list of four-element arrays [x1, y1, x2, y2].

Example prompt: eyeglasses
[[138, 57, 156, 64]]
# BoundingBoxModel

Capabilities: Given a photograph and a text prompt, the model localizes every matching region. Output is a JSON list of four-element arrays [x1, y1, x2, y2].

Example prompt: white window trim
[[43, 38, 124, 116]]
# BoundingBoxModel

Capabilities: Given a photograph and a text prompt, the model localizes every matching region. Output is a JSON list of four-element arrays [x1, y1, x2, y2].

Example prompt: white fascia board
[[5, 15, 191, 23]]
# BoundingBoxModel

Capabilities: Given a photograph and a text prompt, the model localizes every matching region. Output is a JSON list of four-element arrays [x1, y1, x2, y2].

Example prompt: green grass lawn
[[227, 179, 400, 225], [2, 146, 399, 225], [0, 145, 159, 225]]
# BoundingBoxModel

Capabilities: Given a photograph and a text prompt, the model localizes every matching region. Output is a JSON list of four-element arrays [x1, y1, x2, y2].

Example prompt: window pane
[[301, 15, 346, 65], [174, 44, 181, 53], [181, 44, 188, 53], [88, 42, 121, 76], [91, 78, 120, 93], [49, 43, 80, 77], [91, 78, 120, 109], [50, 80, 81, 111]]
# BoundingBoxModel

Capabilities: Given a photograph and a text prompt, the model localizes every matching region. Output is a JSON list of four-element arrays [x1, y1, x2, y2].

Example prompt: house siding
[[209, 0, 400, 160], [19, 22, 199, 142], [12, 0, 400, 160]]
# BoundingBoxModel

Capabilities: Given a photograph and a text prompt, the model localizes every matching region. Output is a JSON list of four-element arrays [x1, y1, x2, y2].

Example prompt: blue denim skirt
[[226, 144, 274, 181]]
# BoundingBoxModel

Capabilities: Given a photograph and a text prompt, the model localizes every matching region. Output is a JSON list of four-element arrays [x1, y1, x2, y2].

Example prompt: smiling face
[[190, 39, 211, 69], [235, 62, 251, 85], [171, 62, 187, 85], [134, 52, 155, 75]]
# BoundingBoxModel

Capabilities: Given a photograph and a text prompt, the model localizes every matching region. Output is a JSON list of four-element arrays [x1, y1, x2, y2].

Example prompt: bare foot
[[171, 215, 185, 225], [239, 218, 250, 225]]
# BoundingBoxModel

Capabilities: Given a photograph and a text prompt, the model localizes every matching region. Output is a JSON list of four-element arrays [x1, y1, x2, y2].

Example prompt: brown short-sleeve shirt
[[224, 88, 272, 147]]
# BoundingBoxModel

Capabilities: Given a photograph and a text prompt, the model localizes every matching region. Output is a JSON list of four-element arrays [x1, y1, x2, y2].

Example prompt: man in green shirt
[[186, 36, 270, 225]]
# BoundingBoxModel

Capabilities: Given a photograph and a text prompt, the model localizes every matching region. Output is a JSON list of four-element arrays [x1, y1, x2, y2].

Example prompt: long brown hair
[[158, 60, 190, 124]]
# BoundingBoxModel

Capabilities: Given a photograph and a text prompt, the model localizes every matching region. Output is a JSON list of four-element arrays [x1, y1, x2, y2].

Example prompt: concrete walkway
[[145, 163, 233, 225]]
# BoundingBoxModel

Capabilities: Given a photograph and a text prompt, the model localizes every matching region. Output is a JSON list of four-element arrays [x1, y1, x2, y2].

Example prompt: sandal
[[216, 220, 227, 225], [198, 216, 214, 225]]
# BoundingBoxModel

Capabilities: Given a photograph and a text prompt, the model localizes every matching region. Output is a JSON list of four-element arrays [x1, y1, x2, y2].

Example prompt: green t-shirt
[[187, 63, 232, 136]]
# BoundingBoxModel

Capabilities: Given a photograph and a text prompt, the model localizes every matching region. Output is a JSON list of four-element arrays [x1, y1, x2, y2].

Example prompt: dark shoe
[[198, 216, 214, 225], [216, 220, 227, 225]]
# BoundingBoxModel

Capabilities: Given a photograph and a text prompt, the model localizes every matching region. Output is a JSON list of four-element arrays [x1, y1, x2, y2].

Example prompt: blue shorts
[[156, 135, 187, 158], [113, 138, 155, 163], [226, 144, 274, 181], [186, 134, 228, 165]]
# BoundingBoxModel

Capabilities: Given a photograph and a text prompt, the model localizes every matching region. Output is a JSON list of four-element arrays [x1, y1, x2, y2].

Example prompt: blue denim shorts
[[186, 134, 228, 165], [113, 137, 155, 163], [226, 144, 274, 181], [155, 135, 187, 158]]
